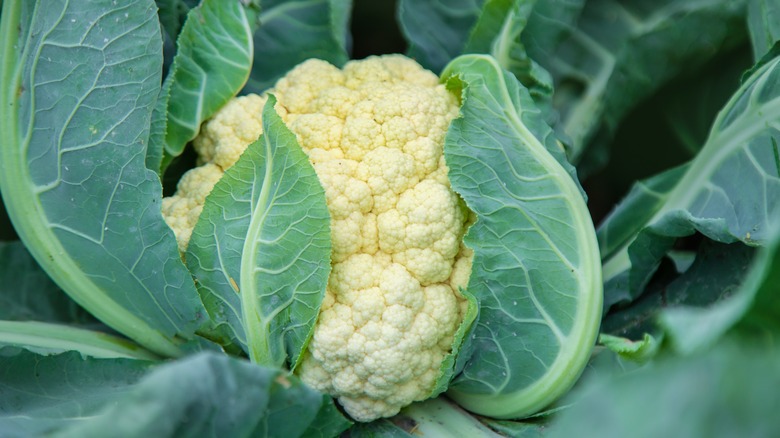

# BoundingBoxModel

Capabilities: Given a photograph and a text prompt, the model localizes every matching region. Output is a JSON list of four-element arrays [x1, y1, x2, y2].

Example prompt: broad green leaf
[[748, 0, 780, 61], [441, 55, 602, 419], [58, 352, 351, 438], [0, 348, 152, 437], [155, 0, 258, 170], [660, 224, 780, 354], [242, 0, 352, 93], [186, 96, 331, 368], [0, 0, 206, 357], [601, 55, 780, 306], [0, 241, 91, 323], [547, 341, 780, 438], [0, 321, 157, 360], [545, 0, 747, 168]]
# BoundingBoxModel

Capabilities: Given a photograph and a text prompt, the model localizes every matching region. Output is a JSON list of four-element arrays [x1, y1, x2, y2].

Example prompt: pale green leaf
[[0, 321, 157, 360], [186, 96, 331, 368], [441, 54, 602, 419], [748, 0, 780, 61]]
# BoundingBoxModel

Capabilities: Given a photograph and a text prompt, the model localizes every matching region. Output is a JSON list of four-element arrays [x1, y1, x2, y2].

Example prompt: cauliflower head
[[162, 55, 473, 422]]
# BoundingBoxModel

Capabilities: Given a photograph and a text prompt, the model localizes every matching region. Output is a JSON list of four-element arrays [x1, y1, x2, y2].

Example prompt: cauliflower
[[162, 55, 473, 422]]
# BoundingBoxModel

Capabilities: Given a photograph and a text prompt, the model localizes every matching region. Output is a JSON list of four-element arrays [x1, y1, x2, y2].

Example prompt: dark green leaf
[[397, 0, 482, 73], [242, 0, 352, 93], [602, 240, 757, 340], [661, 225, 780, 353], [186, 96, 331, 368], [0, 241, 91, 323]]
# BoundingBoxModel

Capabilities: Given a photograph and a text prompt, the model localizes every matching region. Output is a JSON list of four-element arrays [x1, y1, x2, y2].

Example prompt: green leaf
[[601, 54, 780, 306], [748, 0, 780, 61], [0, 348, 152, 437], [0, 321, 157, 360], [441, 55, 602, 419], [0, 0, 206, 357], [547, 341, 780, 438], [0, 241, 91, 323], [158, 0, 258, 169], [242, 0, 352, 93], [186, 96, 331, 368]]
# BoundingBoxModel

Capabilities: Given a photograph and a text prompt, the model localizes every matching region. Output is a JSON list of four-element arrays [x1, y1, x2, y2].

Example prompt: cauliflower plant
[[162, 55, 473, 422]]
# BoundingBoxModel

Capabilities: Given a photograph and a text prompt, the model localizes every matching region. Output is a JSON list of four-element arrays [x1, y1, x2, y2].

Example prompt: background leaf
[[0, 0, 207, 357], [601, 240, 757, 340], [186, 97, 331, 368], [600, 54, 780, 308], [0, 349, 351, 438], [442, 55, 602, 419], [0, 348, 152, 437], [242, 0, 352, 93], [547, 341, 780, 438], [397, 0, 482, 73], [544, 0, 748, 169], [0, 241, 91, 324], [660, 224, 780, 353]]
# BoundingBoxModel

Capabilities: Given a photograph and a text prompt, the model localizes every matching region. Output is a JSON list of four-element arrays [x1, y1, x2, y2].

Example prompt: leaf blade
[[0, 0, 206, 357], [187, 96, 331, 368], [441, 54, 602, 419]]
